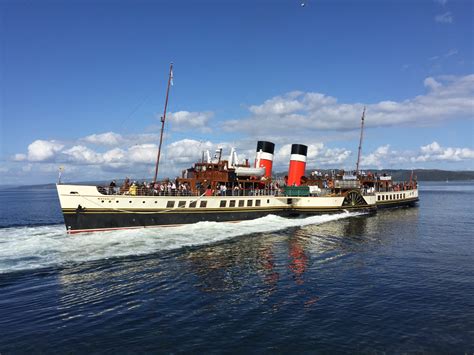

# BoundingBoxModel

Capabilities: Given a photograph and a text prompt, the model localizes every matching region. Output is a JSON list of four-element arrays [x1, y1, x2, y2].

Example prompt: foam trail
[[0, 212, 361, 274]]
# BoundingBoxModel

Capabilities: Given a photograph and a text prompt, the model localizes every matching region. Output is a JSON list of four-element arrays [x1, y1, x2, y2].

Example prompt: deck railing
[[97, 186, 285, 197]]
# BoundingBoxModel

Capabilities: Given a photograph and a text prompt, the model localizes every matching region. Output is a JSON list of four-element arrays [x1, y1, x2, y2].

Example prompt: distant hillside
[[371, 169, 474, 181], [391, 169, 474, 181]]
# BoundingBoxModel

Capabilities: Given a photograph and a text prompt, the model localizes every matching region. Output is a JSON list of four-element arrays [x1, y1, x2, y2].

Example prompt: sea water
[[0, 182, 472, 352]]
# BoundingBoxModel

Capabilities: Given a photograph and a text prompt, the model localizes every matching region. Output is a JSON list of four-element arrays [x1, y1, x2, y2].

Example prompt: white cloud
[[27, 140, 64, 162], [361, 145, 398, 169], [223, 75, 474, 134], [82, 132, 123, 146], [63, 145, 103, 164], [357, 142, 474, 169], [435, 12, 453, 24], [249, 92, 306, 115], [413, 141, 474, 162], [103, 148, 126, 163], [165, 139, 213, 164], [273, 143, 352, 172], [128, 144, 157, 164], [14, 153, 26, 161], [167, 111, 213, 132], [423, 77, 442, 90]]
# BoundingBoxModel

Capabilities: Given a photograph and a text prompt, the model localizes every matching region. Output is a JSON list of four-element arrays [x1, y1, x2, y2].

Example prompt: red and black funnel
[[287, 144, 308, 186], [255, 141, 275, 178]]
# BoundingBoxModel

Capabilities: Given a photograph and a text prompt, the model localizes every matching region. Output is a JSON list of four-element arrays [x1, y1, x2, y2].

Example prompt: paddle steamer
[[56, 64, 416, 234], [57, 141, 377, 233]]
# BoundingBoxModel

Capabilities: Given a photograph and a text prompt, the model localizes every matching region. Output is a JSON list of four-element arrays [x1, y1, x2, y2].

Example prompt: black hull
[[62, 204, 377, 233], [63, 209, 290, 233], [376, 198, 419, 209]]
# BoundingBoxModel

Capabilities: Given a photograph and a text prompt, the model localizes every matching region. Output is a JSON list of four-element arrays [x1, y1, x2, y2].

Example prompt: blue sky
[[1, 0, 473, 185]]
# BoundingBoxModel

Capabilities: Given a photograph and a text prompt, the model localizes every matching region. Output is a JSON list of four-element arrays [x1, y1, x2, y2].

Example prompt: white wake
[[0, 212, 361, 273]]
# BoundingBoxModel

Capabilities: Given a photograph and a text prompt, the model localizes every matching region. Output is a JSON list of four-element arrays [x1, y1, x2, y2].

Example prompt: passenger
[[120, 178, 130, 194], [220, 184, 227, 196], [129, 182, 137, 196], [108, 180, 117, 195]]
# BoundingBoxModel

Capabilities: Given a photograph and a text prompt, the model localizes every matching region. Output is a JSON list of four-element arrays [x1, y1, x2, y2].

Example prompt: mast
[[355, 106, 366, 175], [153, 63, 173, 183]]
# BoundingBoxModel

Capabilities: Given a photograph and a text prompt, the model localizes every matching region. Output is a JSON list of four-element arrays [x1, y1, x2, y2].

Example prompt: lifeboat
[[235, 167, 266, 176]]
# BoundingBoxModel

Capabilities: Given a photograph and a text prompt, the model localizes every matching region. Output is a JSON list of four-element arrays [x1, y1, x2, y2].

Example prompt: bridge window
[[200, 201, 207, 208], [178, 201, 186, 208], [239, 200, 245, 207], [229, 200, 236, 207], [220, 200, 226, 208], [189, 201, 196, 208], [247, 200, 253, 207], [256, 200, 261, 207], [166, 201, 175, 208]]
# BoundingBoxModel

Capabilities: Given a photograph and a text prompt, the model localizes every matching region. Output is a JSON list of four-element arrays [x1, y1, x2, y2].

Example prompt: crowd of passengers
[[101, 178, 192, 196], [100, 176, 417, 197], [101, 179, 282, 197]]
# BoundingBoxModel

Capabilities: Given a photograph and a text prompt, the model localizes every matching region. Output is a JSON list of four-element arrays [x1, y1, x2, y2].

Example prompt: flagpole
[[153, 62, 173, 183]]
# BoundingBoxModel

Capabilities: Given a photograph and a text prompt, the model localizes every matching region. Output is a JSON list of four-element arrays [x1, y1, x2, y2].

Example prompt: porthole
[[129, 201, 132, 203], [143, 201, 146, 204]]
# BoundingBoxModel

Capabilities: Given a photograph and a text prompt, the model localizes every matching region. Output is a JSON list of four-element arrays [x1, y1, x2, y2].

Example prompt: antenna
[[355, 106, 366, 175]]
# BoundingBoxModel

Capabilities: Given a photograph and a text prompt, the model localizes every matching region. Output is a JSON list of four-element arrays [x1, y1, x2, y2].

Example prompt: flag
[[170, 69, 174, 86]]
